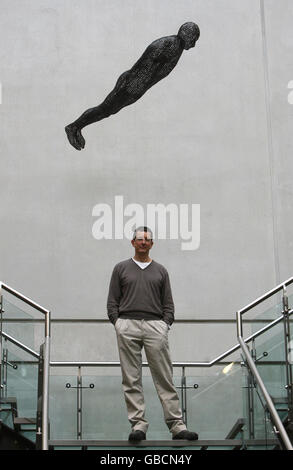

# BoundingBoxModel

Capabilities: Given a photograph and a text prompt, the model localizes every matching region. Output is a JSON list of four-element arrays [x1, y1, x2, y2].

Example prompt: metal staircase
[[1, 279, 293, 451]]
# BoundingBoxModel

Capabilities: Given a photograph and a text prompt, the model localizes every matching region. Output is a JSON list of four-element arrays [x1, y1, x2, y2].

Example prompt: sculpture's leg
[[65, 71, 138, 150], [65, 100, 115, 150]]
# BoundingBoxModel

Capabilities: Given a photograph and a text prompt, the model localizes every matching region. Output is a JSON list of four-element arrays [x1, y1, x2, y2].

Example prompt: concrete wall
[[1, 0, 293, 364]]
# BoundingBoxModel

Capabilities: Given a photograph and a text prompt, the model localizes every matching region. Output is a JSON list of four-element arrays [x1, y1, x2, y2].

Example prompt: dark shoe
[[128, 430, 146, 442], [172, 430, 199, 441]]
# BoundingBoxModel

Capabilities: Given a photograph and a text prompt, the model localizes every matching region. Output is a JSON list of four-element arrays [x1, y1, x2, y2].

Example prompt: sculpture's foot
[[65, 124, 85, 151]]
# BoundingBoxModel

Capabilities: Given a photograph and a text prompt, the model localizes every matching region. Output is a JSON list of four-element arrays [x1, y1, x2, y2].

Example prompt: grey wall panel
[[0, 1, 292, 361], [261, 0, 293, 283]]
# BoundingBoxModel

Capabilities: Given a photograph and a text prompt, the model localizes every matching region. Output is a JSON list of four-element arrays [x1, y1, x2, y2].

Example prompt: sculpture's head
[[178, 22, 200, 50]]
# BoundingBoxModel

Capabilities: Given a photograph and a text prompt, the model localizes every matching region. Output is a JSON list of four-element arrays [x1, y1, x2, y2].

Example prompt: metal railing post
[[247, 340, 256, 439], [77, 366, 82, 440], [36, 343, 44, 450], [181, 366, 187, 426], [42, 311, 51, 450], [2, 348, 8, 398], [282, 286, 293, 426]]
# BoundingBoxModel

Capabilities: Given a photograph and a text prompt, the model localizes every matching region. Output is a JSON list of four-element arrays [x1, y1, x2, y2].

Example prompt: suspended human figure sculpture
[[65, 22, 200, 150]]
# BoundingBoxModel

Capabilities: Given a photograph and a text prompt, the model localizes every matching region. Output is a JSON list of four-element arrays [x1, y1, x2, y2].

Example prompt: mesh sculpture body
[[65, 22, 200, 150]]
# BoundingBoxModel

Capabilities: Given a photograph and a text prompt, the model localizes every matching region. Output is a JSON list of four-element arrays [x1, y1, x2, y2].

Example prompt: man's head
[[131, 226, 153, 256], [178, 22, 200, 50]]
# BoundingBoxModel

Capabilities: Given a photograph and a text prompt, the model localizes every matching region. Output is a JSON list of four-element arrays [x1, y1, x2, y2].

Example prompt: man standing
[[107, 226, 198, 442]]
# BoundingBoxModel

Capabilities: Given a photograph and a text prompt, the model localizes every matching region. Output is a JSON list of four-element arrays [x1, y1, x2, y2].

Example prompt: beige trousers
[[115, 318, 187, 436]]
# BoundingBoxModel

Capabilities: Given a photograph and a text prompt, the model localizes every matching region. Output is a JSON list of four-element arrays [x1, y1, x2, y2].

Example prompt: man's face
[[131, 231, 153, 255]]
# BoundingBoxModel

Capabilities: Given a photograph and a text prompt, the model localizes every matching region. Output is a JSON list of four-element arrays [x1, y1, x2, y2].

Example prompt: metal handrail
[[1, 331, 39, 359], [0, 310, 289, 368], [236, 278, 293, 451], [0, 283, 50, 316], [1, 309, 289, 368], [237, 276, 293, 318], [0, 282, 50, 451], [50, 311, 291, 368], [2, 310, 290, 369]]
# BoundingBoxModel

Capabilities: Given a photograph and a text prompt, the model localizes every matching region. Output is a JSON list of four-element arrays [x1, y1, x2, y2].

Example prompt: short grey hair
[[132, 226, 153, 240]]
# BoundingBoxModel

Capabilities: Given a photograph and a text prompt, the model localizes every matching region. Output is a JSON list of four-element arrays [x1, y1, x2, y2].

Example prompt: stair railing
[[0, 282, 51, 450], [236, 276, 293, 451], [1, 278, 293, 449]]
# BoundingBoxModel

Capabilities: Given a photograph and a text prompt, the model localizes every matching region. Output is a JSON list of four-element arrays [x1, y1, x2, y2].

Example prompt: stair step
[[225, 418, 244, 439], [0, 397, 17, 405], [14, 417, 36, 425], [272, 397, 288, 404]]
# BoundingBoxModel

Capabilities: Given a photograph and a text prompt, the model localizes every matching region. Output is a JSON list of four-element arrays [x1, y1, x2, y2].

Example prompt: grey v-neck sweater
[[107, 258, 174, 326]]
